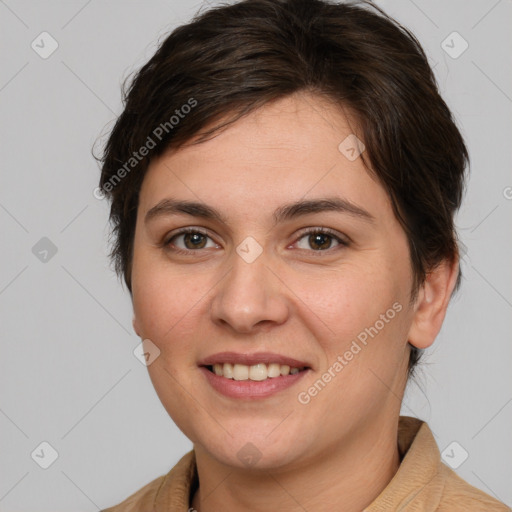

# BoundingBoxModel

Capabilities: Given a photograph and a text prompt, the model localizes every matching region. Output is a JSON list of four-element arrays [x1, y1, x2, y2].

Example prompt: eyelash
[[162, 227, 349, 256]]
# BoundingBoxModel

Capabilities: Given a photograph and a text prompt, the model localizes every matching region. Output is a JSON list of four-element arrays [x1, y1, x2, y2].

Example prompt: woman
[[98, 0, 509, 510]]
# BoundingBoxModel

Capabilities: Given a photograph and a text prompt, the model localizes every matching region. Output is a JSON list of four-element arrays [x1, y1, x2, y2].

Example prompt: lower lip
[[200, 366, 310, 399]]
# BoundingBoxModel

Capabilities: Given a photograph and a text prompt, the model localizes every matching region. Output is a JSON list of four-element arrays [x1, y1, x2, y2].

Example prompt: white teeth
[[222, 363, 234, 379], [210, 362, 305, 381], [249, 364, 268, 381], [267, 363, 281, 378], [233, 364, 249, 380]]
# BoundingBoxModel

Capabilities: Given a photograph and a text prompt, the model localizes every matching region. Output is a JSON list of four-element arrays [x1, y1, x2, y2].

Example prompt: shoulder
[[101, 474, 165, 512], [436, 463, 510, 511], [366, 417, 510, 511], [101, 450, 197, 512]]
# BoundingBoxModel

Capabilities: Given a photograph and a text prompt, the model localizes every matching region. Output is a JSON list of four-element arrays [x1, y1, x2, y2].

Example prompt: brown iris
[[308, 233, 333, 250], [183, 232, 208, 250]]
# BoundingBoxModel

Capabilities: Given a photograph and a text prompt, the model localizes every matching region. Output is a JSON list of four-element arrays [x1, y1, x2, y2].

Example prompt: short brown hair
[[96, 0, 469, 376]]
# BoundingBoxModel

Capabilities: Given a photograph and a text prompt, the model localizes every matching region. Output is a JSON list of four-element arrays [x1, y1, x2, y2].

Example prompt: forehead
[[138, 93, 391, 223]]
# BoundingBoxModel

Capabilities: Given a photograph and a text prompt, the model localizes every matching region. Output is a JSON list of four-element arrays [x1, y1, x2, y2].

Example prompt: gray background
[[1, 0, 511, 510]]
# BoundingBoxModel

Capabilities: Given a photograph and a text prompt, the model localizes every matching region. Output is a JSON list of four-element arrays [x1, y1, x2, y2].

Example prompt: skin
[[131, 91, 459, 511]]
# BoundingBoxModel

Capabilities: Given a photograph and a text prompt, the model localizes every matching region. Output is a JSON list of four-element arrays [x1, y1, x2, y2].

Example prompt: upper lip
[[199, 352, 311, 368]]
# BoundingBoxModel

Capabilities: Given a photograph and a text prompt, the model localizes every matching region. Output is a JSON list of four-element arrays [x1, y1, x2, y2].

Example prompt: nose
[[210, 250, 289, 334]]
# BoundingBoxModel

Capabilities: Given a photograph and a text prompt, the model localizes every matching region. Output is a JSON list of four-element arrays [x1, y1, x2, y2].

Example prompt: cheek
[[296, 271, 411, 412], [131, 252, 206, 346], [292, 263, 405, 341], [131, 259, 210, 436], [290, 264, 413, 404]]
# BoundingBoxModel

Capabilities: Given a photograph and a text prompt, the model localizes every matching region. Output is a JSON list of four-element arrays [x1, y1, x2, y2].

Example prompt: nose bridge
[[210, 245, 288, 332]]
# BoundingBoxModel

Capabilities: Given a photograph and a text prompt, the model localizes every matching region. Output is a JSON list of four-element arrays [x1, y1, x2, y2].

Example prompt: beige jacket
[[102, 416, 509, 511]]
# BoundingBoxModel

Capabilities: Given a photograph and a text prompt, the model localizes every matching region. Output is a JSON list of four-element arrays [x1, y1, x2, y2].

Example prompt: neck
[[191, 417, 401, 512]]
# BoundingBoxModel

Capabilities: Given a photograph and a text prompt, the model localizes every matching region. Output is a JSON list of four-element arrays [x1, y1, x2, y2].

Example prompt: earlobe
[[132, 315, 141, 338], [408, 256, 459, 350]]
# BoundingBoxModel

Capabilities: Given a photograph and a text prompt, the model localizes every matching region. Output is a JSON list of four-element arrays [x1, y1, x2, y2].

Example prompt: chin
[[192, 420, 313, 471]]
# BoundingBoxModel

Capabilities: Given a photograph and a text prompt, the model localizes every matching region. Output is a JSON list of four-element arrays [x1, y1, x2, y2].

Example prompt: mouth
[[204, 362, 308, 381], [198, 352, 311, 399]]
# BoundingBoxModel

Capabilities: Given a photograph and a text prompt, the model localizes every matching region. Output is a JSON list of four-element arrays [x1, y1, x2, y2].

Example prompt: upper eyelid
[[295, 226, 348, 241], [164, 227, 214, 245]]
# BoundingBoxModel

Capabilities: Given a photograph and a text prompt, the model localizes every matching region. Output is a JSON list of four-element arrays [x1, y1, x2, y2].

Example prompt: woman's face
[[131, 92, 418, 470]]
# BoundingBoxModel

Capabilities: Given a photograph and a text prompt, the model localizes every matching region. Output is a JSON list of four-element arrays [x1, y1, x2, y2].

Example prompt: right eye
[[164, 228, 220, 253]]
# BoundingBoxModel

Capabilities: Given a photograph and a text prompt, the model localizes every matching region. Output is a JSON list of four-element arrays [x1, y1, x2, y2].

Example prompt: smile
[[206, 362, 307, 381], [198, 352, 311, 399]]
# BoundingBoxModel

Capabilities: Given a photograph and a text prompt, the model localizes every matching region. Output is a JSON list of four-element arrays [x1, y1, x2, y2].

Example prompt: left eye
[[295, 230, 345, 251]]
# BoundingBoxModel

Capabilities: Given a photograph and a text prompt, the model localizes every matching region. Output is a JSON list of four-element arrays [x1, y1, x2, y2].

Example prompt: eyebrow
[[144, 197, 375, 226]]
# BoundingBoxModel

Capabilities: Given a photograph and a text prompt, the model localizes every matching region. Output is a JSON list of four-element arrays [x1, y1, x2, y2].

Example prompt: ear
[[132, 315, 142, 338], [408, 256, 459, 350]]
